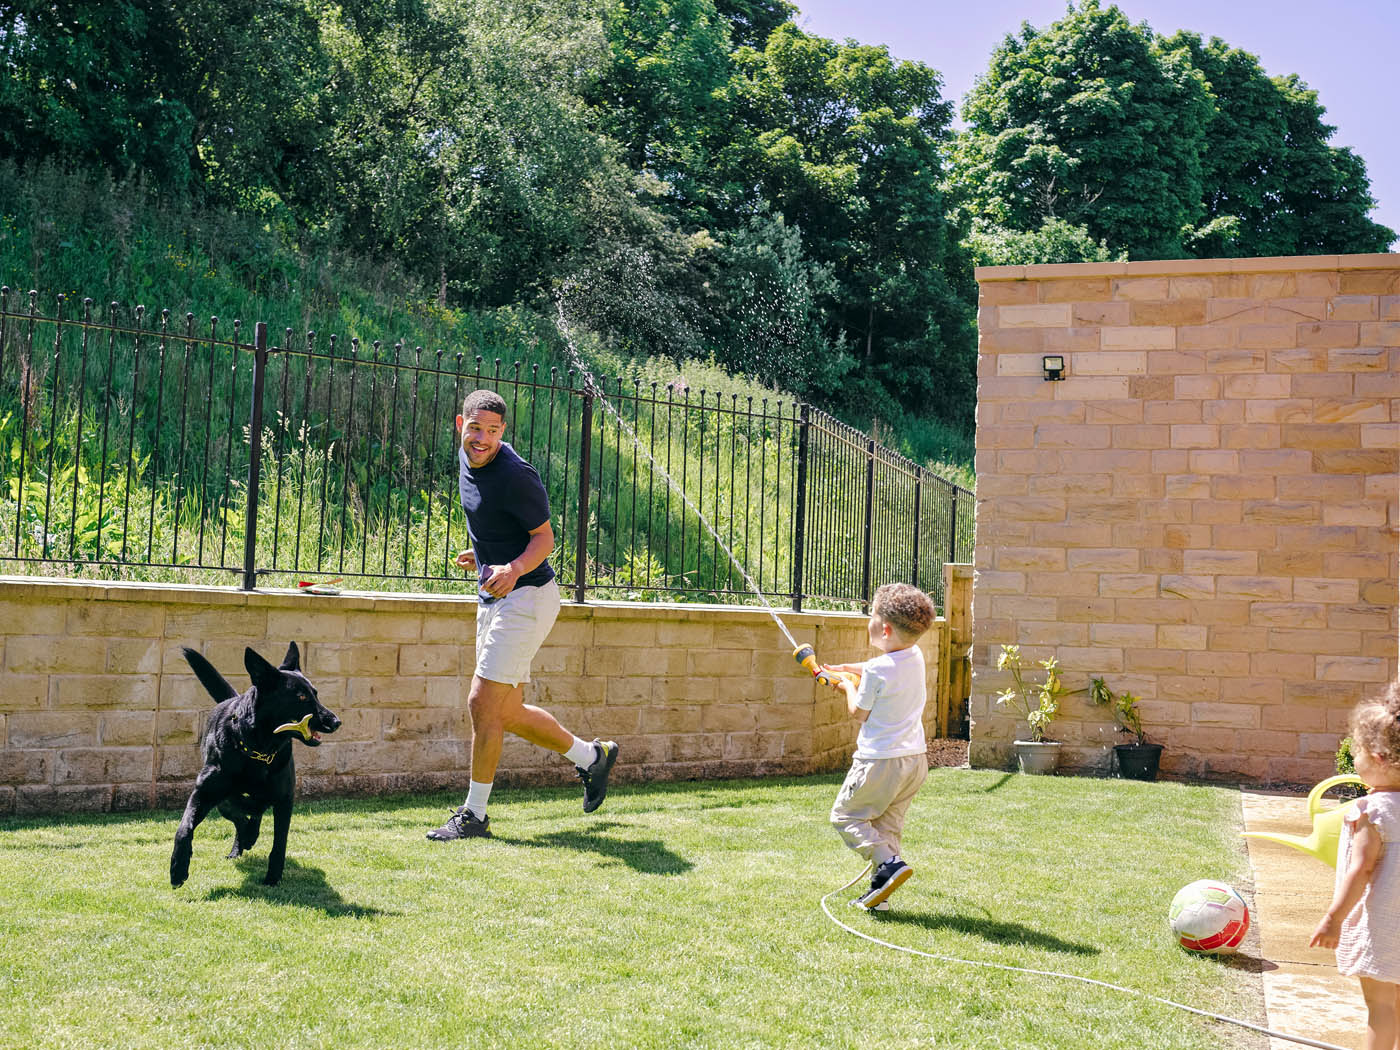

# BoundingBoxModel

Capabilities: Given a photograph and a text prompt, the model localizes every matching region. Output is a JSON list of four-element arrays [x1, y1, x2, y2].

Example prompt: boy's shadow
[[206, 858, 393, 918], [505, 822, 693, 875], [874, 909, 1098, 956]]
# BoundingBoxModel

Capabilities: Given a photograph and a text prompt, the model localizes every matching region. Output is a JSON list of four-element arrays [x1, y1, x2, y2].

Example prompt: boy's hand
[[455, 549, 477, 572], [1309, 913, 1341, 949]]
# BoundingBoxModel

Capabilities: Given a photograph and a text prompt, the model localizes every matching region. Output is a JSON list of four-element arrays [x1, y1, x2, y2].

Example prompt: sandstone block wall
[[0, 577, 952, 814], [973, 254, 1399, 783]]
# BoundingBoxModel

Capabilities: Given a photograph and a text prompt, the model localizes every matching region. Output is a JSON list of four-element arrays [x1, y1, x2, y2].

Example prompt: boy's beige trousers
[[830, 754, 928, 866]]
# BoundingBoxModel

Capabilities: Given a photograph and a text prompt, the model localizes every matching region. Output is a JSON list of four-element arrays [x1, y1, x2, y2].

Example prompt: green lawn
[[0, 771, 1265, 1050]]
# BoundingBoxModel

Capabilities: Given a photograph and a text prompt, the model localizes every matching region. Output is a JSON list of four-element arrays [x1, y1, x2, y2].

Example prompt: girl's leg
[[1358, 976, 1398, 1050]]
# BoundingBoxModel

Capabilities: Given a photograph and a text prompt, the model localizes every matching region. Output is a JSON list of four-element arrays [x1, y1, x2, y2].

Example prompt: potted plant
[[996, 645, 1066, 774], [1090, 677, 1163, 781]]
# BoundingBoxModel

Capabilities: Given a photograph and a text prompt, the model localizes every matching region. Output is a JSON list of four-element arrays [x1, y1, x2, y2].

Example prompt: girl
[[1312, 680, 1400, 1050]]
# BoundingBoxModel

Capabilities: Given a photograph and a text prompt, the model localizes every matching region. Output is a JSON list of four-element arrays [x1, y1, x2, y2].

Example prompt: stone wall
[[973, 254, 1399, 783], [0, 576, 954, 814]]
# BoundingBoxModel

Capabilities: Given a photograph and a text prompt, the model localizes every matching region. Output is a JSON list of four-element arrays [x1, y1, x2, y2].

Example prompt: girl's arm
[[1310, 812, 1382, 949]]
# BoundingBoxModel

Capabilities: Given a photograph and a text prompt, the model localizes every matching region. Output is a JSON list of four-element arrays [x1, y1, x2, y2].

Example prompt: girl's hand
[[1309, 913, 1341, 950], [455, 549, 477, 572]]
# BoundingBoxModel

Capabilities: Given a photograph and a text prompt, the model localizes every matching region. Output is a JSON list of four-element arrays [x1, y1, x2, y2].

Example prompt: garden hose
[[821, 864, 1346, 1050]]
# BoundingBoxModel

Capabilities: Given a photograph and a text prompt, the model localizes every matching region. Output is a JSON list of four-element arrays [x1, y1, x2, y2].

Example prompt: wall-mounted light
[[1042, 355, 1065, 381]]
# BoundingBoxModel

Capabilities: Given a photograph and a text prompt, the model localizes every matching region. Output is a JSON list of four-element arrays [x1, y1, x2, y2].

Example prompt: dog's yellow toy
[[274, 713, 316, 741], [1242, 774, 1367, 868], [793, 644, 861, 689]]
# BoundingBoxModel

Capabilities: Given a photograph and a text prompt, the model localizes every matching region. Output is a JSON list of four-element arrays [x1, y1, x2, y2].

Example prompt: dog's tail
[[181, 647, 239, 702]]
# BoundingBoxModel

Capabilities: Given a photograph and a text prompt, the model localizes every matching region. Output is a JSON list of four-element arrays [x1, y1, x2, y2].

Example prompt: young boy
[[823, 582, 936, 910]]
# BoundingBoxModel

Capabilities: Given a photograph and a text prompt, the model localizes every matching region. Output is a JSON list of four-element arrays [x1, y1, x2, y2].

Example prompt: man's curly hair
[[1350, 679, 1400, 767], [872, 582, 935, 640]]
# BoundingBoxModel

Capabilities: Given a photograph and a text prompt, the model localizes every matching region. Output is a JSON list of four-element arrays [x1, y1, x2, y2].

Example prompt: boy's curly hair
[[1350, 680, 1400, 767], [462, 388, 508, 422], [871, 583, 935, 641]]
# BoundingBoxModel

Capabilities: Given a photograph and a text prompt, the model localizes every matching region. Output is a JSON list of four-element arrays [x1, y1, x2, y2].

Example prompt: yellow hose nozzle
[[794, 644, 858, 689]]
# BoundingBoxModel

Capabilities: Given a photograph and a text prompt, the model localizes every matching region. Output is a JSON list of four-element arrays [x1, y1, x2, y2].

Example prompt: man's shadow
[[873, 908, 1098, 957], [504, 821, 693, 875], [206, 857, 393, 918]]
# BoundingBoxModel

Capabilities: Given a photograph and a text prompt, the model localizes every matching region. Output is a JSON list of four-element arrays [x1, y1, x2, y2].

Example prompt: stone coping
[[975, 251, 1399, 282], [0, 575, 868, 623]]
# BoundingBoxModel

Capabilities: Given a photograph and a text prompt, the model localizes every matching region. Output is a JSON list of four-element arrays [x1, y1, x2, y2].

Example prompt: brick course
[[973, 255, 1399, 782], [0, 577, 958, 814]]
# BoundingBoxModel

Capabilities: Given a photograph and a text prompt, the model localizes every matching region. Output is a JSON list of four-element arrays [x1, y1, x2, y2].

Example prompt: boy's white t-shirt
[[853, 645, 927, 760]]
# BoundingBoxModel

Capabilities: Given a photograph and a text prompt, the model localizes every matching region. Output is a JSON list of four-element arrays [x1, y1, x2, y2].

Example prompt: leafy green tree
[[322, 0, 666, 309], [712, 0, 792, 50], [0, 0, 332, 214], [730, 25, 974, 421], [952, 1, 1212, 260], [1165, 32, 1394, 256], [963, 217, 1121, 267]]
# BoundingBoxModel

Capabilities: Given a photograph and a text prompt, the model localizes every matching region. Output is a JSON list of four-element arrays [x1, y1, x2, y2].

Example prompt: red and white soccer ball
[[1168, 879, 1251, 954]]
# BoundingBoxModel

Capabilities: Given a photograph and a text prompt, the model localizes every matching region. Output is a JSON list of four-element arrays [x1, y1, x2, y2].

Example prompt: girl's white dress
[[1336, 791, 1400, 981]]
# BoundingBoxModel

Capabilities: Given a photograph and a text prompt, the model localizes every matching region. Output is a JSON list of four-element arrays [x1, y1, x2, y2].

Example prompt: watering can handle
[[1306, 774, 1366, 818]]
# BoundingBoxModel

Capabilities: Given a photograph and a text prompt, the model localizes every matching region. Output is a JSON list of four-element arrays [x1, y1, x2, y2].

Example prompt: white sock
[[465, 780, 492, 819], [564, 737, 598, 767]]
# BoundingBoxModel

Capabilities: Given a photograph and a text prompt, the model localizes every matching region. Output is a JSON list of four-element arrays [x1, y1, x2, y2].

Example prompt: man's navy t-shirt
[[457, 443, 555, 589]]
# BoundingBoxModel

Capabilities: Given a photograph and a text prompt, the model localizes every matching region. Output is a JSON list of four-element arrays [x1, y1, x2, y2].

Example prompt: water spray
[[553, 297, 801, 653]]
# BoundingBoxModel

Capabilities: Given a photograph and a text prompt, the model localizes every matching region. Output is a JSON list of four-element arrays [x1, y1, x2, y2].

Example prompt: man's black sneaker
[[425, 806, 491, 840], [855, 858, 912, 910], [577, 739, 619, 813]]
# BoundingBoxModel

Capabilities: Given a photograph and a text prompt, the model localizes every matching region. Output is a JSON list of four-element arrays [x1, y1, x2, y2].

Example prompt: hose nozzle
[[794, 643, 851, 688]]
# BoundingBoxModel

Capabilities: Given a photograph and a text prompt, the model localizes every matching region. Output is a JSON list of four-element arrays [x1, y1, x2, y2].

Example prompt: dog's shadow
[[872, 908, 1099, 957], [206, 858, 393, 918], [505, 821, 693, 875]]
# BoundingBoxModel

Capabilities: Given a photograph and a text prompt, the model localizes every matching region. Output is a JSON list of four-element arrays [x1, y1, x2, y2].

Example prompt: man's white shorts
[[474, 577, 560, 687]]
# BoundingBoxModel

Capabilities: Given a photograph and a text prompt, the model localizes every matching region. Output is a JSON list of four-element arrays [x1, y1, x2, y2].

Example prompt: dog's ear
[[280, 641, 301, 673], [244, 647, 281, 691]]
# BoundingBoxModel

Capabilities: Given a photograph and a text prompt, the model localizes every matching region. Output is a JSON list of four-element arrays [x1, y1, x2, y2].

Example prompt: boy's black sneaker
[[577, 739, 619, 813], [425, 806, 491, 840], [855, 858, 912, 910]]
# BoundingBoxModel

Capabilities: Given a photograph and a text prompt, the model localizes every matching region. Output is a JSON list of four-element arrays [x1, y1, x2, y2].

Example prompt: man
[[426, 388, 618, 840]]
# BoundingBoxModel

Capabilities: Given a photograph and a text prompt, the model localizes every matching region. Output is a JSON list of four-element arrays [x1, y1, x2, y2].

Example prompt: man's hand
[[455, 549, 477, 572], [481, 562, 522, 599]]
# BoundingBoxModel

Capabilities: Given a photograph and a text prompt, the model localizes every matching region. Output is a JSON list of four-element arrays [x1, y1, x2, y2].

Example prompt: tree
[[731, 25, 975, 421], [1165, 32, 1394, 256], [963, 217, 1121, 267], [712, 0, 792, 50], [951, 1, 1213, 260], [0, 0, 332, 214]]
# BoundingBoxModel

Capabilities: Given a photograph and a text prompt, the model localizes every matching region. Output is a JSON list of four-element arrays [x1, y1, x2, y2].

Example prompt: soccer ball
[[1168, 879, 1250, 954]]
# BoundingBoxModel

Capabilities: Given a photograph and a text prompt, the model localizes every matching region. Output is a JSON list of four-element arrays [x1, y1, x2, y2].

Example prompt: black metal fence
[[0, 290, 973, 610]]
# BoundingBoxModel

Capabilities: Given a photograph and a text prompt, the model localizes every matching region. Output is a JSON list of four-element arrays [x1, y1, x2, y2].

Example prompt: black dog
[[170, 642, 340, 887]]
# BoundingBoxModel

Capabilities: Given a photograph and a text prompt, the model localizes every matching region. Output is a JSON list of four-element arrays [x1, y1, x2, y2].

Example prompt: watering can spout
[[1241, 774, 1367, 869]]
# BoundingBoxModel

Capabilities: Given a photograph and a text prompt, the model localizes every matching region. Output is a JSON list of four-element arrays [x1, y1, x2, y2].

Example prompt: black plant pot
[[1114, 743, 1163, 781]]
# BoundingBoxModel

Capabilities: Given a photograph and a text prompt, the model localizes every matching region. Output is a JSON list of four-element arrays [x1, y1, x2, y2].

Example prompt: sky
[[791, 0, 1399, 247]]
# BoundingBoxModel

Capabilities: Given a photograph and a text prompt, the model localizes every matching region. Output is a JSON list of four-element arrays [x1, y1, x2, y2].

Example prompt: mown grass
[[0, 771, 1264, 1050]]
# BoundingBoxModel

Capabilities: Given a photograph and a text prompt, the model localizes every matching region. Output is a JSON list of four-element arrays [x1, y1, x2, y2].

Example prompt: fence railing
[[0, 290, 973, 610]]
